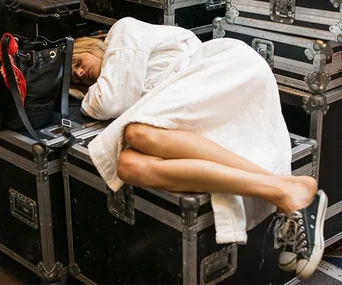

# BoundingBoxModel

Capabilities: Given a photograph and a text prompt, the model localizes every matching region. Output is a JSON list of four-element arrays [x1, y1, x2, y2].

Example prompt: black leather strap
[[1, 35, 77, 150], [61, 37, 73, 129]]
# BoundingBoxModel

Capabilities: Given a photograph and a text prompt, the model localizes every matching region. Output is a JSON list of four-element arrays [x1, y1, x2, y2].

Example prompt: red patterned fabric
[[0, 33, 27, 105]]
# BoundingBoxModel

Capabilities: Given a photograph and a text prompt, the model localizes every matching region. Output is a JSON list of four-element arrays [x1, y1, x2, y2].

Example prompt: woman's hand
[[69, 83, 89, 100]]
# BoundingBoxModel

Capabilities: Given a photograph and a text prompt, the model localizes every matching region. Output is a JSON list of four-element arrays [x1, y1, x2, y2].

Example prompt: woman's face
[[72, 52, 102, 86]]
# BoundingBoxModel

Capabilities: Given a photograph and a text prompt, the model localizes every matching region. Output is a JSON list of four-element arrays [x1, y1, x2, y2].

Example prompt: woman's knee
[[117, 149, 156, 186], [117, 149, 140, 183], [124, 123, 160, 148]]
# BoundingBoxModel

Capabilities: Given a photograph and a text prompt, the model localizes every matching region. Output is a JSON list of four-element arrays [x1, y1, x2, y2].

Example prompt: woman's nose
[[77, 67, 84, 77]]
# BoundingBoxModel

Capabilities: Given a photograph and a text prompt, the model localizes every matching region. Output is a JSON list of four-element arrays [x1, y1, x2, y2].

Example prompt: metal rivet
[[49, 51, 57, 58]]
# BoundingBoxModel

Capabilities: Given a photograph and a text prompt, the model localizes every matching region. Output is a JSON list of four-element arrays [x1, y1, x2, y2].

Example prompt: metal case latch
[[200, 244, 238, 285], [331, 0, 342, 9], [329, 21, 342, 43], [107, 184, 135, 225], [304, 72, 331, 95], [9, 188, 39, 229], [270, 0, 296, 24], [251, 38, 275, 69], [205, 0, 226, 11]]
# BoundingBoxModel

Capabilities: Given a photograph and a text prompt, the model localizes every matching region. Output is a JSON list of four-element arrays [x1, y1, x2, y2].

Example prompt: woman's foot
[[276, 175, 318, 215]]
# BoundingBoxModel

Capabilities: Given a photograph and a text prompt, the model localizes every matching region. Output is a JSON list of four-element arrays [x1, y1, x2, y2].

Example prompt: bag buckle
[[62, 119, 72, 128]]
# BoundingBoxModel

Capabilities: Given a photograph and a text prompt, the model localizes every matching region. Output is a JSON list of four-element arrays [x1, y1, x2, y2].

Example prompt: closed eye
[[71, 70, 80, 84], [75, 58, 81, 68]]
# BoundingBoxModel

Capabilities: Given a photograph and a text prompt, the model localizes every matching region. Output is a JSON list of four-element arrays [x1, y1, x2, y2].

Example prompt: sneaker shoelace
[[271, 212, 307, 254]]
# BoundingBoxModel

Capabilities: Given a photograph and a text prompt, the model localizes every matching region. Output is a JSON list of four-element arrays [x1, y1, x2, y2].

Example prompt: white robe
[[82, 17, 292, 244]]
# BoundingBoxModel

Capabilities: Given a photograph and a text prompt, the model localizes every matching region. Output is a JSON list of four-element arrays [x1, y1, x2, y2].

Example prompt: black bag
[[0, 33, 76, 149]]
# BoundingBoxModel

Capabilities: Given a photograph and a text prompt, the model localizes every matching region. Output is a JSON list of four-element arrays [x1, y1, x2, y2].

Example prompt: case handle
[[269, 0, 296, 24], [9, 188, 39, 229], [200, 244, 238, 285]]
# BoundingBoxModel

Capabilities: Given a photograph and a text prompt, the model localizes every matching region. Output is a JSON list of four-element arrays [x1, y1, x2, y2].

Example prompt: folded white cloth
[[84, 18, 292, 244]]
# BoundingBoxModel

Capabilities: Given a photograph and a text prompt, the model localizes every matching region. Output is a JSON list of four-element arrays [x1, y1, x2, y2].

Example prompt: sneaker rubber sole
[[296, 190, 328, 280]]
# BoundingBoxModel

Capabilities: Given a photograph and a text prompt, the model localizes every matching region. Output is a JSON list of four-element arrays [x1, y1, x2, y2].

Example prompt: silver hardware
[[212, 17, 226, 39], [329, 21, 342, 43], [39, 122, 82, 138], [310, 224, 315, 229], [205, 0, 226, 11], [164, 0, 175, 17], [31, 144, 49, 182], [38, 261, 63, 282], [62, 119, 72, 128], [49, 50, 57, 58], [182, 227, 198, 242], [179, 195, 200, 227], [200, 244, 238, 285], [107, 185, 135, 225], [304, 72, 331, 94], [80, 4, 89, 18], [305, 40, 332, 61], [69, 263, 81, 277], [311, 215, 316, 219], [9, 188, 39, 229], [225, 2, 239, 24], [77, 138, 85, 146], [302, 94, 329, 115], [270, 0, 296, 24], [251, 39, 275, 69], [330, 0, 342, 9]]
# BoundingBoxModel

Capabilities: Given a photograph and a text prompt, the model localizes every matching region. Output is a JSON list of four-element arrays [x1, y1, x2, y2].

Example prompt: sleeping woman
[[71, 17, 327, 281]]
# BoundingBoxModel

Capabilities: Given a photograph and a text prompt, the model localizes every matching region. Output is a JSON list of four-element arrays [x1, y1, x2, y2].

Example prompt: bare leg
[[117, 148, 317, 215], [124, 123, 272, 175], [124, 123, 292, 212], [119, 124, 321, 280]]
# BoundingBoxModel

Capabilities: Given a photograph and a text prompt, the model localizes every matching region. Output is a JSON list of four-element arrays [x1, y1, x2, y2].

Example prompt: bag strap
[[1, 35, 77, 150]]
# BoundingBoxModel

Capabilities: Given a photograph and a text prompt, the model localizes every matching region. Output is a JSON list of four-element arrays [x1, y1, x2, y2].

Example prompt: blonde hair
[[72, 37, 106, 70]]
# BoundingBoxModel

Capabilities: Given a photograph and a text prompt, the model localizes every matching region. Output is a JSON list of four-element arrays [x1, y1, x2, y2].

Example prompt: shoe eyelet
[[310, 224, 315, 229], [311, 215, 316, 219], [301, 233, 306, 238], [300, 226, 305, 231]]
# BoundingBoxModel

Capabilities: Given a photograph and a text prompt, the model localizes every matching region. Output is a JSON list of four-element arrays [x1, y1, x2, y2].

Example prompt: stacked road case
[[62, 131, 320, 285], [0, 104, 107, 283], [2, 0, 109, 41], [79, 0, 226, 40], [213, 1, 342, 94], [3, 0, 88, 40]]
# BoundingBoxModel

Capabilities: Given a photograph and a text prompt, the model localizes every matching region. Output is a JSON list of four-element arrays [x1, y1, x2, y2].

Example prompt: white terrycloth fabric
[[82, 17, 292, 244]]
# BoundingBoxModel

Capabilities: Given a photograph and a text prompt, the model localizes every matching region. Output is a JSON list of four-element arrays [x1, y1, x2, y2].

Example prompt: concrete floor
[[1, 251, 342, 285]]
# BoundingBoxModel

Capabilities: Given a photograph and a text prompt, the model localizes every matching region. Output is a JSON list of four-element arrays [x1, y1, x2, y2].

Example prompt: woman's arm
[[81, 48, 150, 120]]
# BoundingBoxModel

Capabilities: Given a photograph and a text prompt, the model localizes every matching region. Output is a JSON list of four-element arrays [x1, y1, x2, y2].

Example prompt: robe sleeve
[[81, 48, 150, 120]]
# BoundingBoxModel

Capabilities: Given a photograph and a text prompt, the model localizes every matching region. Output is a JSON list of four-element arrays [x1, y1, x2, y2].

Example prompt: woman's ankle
[[274, 176, 317, 215]]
